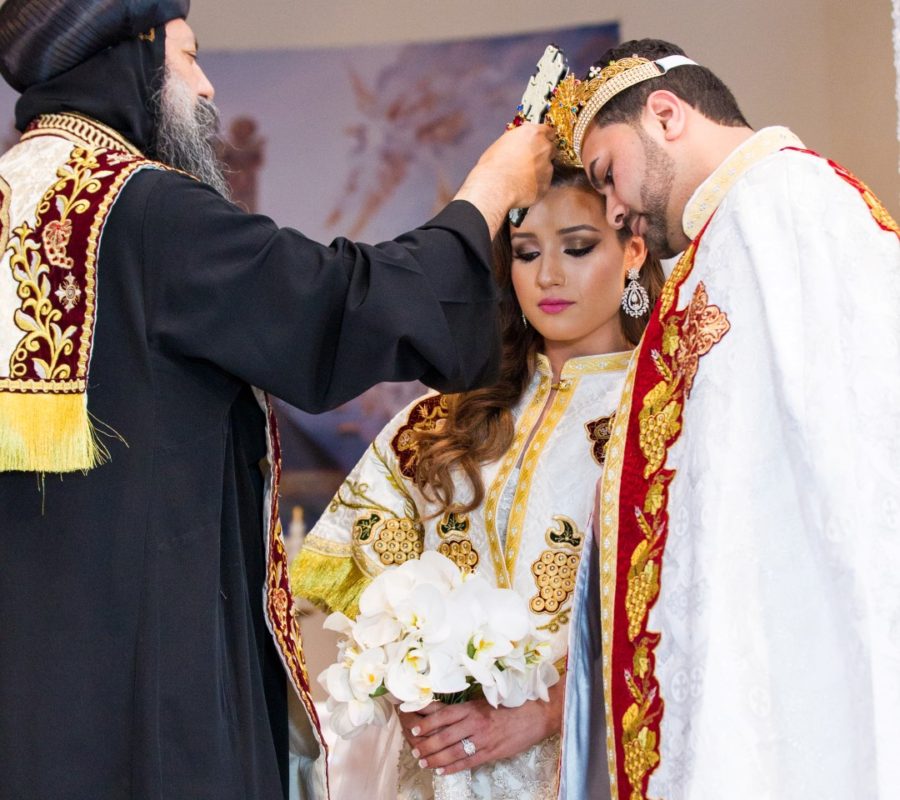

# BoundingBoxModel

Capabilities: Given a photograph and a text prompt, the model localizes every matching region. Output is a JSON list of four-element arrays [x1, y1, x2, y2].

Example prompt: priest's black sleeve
[[118, 170, 501, 412]]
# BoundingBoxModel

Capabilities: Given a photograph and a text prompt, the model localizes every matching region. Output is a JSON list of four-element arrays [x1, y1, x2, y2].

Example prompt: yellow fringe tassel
[[0, 391, 108, 473], [290, 547, 371, 619]]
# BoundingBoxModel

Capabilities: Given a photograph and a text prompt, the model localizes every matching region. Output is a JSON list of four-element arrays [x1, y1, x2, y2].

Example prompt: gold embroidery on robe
[[372, 517, 424, 566], [390, 394, 449, 478], [333, 444, 425, 575], [585, 413, 616, 467], [530, 515, 584, 615], [8, 147, 115, 381], [618, 276, 730, 799], [436, 511, 479, 573]]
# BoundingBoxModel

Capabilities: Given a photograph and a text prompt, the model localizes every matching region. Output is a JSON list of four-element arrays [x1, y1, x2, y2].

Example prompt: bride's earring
[[522, 312, 528, 329], [621, 268, 650, 317]]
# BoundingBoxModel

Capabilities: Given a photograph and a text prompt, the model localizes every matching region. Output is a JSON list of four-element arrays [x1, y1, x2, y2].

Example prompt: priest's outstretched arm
[[112, 123, 554, 412]]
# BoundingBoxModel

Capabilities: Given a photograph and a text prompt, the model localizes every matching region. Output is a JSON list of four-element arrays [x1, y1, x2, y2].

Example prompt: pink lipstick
[[538, 299, 574, 315]]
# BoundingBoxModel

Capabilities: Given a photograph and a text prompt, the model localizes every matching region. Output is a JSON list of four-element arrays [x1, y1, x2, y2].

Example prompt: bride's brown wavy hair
[[413, 164, 665, 515]]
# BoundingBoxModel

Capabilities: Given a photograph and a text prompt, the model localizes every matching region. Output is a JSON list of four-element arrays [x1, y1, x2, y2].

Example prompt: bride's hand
[[396, 677, 566, 776]]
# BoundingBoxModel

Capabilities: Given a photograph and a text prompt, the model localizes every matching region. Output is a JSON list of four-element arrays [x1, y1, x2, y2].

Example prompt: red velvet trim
[[610, 216, 725, 799], [9, 149, 152, 389], [262, 398, 330, 794]]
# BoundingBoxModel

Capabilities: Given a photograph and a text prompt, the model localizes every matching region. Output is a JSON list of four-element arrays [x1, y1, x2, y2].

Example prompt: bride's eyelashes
[[563, 243, 597, 258], [513, 242, 598, 262]]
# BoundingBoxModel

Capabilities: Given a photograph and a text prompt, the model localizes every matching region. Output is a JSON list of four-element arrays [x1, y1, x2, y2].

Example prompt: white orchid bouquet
[[319, 551, 560, 739]]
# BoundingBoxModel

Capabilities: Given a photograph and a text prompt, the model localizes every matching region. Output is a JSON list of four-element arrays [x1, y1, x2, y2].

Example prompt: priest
[[0, 2, 554, 799]]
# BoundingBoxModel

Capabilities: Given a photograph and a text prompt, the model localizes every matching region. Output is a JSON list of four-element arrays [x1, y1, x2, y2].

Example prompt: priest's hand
[[454, 123, 554, 238], [396, 675, 565, 776]]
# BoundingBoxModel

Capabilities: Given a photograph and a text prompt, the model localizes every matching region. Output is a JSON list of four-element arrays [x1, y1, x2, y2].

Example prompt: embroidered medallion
[[544, 514, 583, 549], [353, 512, 382, 543], [436, 511, 479, 573], [372, 517, 425, 566], [586, 413, 616, 467], [530, 550, 580, 614], [438, 510, 470, 537], [530, 515, 585, 615], [391, 394, 449, 478]]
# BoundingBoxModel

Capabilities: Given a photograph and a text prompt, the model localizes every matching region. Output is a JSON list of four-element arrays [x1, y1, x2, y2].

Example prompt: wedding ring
[[461, 737, 477, 757]]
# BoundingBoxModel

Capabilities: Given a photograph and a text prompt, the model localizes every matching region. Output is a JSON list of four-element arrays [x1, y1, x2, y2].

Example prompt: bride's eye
[[564, 244, 597, 258], [513, 250, 540, 262]]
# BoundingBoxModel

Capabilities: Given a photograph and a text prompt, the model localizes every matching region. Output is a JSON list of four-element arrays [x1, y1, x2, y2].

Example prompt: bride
[[292, 162, 663, 799]]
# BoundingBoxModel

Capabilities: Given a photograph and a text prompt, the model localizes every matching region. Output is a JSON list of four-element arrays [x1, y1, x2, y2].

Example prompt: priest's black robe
[[0, 134, 500, 800]]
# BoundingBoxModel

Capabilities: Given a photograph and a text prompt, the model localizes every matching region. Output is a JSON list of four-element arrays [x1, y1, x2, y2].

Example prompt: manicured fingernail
[[411, 748, 420, 759], [435, 768, 445, 776], [411, 726, 421, 736], [418, 759, 428, 769]]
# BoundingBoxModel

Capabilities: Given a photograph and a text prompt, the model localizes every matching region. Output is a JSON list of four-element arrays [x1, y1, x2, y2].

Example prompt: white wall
[[190, 0, 899, 216]]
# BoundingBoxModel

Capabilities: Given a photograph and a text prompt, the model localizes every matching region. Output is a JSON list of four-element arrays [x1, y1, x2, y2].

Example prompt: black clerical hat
[[0, 0, 190, 92]]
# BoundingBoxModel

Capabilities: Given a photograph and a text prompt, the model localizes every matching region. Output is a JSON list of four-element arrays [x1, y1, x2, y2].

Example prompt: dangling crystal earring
[[621, 268, 650, 317], [522, 312, 529, 329]]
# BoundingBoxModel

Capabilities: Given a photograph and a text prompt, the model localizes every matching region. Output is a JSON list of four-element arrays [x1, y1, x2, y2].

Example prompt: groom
[[563, 37, 900, 800]]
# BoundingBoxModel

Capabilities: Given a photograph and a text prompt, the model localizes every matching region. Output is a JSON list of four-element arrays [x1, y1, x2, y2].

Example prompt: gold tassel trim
[[0, 391, 109, 473], [289, 546, 371, 619]]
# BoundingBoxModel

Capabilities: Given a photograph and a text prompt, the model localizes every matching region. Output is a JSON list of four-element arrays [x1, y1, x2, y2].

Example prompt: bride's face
[[511, 183, 646, 356]]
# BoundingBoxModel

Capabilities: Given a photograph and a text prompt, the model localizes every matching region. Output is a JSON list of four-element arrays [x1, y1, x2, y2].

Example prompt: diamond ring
[[461, 737, 477, 757]]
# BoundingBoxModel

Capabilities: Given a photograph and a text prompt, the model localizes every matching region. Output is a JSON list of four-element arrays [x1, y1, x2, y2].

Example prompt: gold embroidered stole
[[599, 220, 731, 799], [0, 113, 161, 472], [598, 146, 897, 800]]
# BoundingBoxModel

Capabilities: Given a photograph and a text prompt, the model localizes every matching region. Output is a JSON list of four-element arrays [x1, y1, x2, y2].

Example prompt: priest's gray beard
[[151, 69, 230, 198]]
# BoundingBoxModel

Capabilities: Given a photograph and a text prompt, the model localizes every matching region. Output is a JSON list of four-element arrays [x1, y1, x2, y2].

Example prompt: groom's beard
[[150, 69, 230, 198]]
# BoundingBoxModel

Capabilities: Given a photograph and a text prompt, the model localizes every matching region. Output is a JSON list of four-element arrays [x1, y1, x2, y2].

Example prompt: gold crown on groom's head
[[547, 54, 698, 167]]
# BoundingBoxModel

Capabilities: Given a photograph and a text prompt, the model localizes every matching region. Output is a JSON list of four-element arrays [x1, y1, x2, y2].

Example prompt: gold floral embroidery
[[585, 413, 615, 467], [637, 365, 681, 479], [622, 666, 661, 799], [8, 147, 115, 380], [623, 473, 670, 640], [334, 444, 424, 573], [615, 267, 730, 798], [271, 586, 290, 630], [8, 222, 78, 380], [638, 282, 729, 479], [675, 283, 732, 397], [391, 394, 449, 478]]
